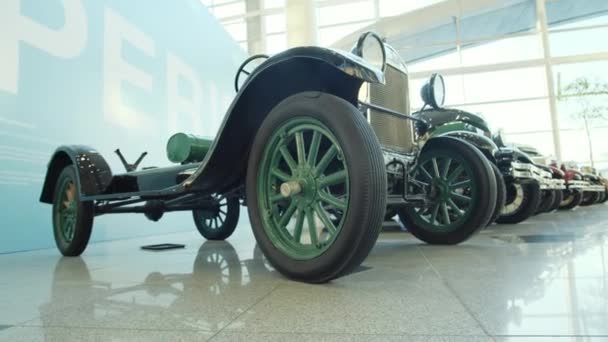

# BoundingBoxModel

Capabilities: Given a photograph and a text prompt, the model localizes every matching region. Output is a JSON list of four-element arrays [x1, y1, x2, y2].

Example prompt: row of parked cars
[[39, 32, 606, 284]]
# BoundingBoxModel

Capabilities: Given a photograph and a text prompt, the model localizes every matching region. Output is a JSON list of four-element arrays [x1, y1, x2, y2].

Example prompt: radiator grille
[[368, 64, 414, 153]]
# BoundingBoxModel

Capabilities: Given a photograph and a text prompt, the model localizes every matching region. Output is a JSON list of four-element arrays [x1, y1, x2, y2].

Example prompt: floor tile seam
[[416, 245, 494, 338], [11, 323, 215, 333], [211, 331, 495, 337], [207, 282, 283, 341], [492, 334, 608, 338]]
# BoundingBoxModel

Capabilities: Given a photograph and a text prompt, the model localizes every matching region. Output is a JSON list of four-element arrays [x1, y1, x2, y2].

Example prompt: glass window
[[223, 21, 247, 41], [459, 0, 536, 42], [239, 41, 249, 53], [212, 1, 246, 19], [462, 99, 553, 134], [266, 33, 287, 54], [461, 67, 548, 104], [379, 0, 447, 18], [317, 0, 375, 26], [318, 21, 373, 47], [549, 25, 608, 57], [405, 45, 460, 71], [507, 131, 556, 158], [546, 0, 608, 30], [460, 34, 543, 67], [264, 0, 285, 9], [264, 13, 286, 33]]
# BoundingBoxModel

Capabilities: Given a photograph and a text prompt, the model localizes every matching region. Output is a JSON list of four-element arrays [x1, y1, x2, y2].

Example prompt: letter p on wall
[[0, 0, 88, 94]]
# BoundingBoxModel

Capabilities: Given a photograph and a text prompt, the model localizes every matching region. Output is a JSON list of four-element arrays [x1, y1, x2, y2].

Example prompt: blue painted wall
[[0, 0, 247, 253]]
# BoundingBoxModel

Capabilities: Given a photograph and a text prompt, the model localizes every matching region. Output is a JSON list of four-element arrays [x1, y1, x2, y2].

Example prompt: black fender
[[420, 135, 484, 157], [183, 47, 384, 194], [414, 108, 492, 136], [435, 130, 498, 162], [40, 145, 113, 203]]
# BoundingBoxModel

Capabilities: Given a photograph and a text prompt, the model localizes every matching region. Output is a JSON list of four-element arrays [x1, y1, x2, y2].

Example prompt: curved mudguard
[[40, 145, 113, 203], [415, 108, 492, 136], [182, 47, 384, 194], [433, 130, 498, 161]]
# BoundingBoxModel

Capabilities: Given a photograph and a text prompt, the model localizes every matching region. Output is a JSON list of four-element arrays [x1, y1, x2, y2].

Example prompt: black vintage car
[[40, 32, 497, 283]]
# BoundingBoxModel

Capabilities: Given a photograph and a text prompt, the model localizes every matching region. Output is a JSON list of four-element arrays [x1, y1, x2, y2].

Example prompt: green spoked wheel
[[257, 118, 349, 259], [398, 138, 496, 244], [247, 92, 386, 283], [193, 194, 240, 240], [52, 166, 93, 256]]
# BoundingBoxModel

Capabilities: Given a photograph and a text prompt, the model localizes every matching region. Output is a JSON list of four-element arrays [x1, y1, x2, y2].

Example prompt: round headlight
[[352, 32, 386, 71], [420, 73, 446, 109]]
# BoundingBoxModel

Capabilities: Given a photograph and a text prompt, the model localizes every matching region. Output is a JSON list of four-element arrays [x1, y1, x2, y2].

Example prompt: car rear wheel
[[193, 194, 240, 240], [488, 162, 506, 226], [580, 191, 600, 206], [548, 189, 563, 212], [246, 92, 386, 283], [496, 181, 541, 224], [559, 190, 583, 210], [535, 190, 556, 214], [52, 166, 94, 256], [397, 139, 497, 244]]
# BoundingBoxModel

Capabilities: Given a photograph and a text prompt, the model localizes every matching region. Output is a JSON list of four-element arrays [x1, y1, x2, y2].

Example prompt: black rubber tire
[[488, 162, 506, 226], [547, 189, 563, 212], [580, 191, 600, 206], [496, 181, 541, 224], [193, 195, 240, 240], [52, 166, 94, 256], [246, 92, 386, 283], [559, 190, 583, 210], [397, 138, 497, 244], [535, 190, 556, 214], [600, 191, 608, 203]]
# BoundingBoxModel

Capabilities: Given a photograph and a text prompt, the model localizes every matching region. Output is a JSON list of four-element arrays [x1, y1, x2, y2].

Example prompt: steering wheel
[[234, 54, 269, 93]]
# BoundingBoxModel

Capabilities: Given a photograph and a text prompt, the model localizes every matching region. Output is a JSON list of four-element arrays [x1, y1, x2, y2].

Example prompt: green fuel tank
[[166, 133, 213, 164]]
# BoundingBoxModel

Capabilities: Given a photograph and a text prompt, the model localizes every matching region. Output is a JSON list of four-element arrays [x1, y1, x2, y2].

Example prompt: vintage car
[[515, 144, 567, 214], [39, 32, 497, 283], [556, 162, 604, 209], [579, 166, 607, 205], [411, 99, 562, 225]]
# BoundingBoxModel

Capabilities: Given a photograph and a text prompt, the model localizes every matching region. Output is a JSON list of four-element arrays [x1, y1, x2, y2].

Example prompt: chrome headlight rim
[[352, 31, 387, 72], [421, 73, 446, 109]]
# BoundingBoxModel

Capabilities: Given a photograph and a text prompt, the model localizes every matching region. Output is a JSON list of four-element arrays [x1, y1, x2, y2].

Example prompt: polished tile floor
[[1, 204, 608, 341]]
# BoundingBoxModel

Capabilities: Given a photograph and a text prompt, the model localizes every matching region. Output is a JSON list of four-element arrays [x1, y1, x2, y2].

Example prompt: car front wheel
[[246, 92, 386, 283], [496, 181, 541, 224]]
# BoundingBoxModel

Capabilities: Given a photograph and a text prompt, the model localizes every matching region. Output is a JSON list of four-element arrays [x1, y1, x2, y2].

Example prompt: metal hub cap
[[57, 178, 77, 242], [502, 184, 524, 215], [258, 117, 350, 260], [408, 154, 476, 232]]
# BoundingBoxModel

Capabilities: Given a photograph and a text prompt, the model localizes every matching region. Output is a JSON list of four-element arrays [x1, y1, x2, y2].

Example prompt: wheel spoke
[[450, 192, 472, 203], [441, 202, 450, 225], [441, 158, 452, 178], [279, 145, 298, 173], [313, 203, 337, 235], [314, 145, 337, 176], [447, 165, 464, 183], [293, 209, 305, 242], [432, 158, 441, 177], [307, 131, 321, 166], [271, 168, 291, 182], [429, 203, 440, 224], [295, 131, 306, 166], [278, 201, 297, 228], [218, 214, 225, 225], [318, 191, 347, 210], [306, 208, 318, 246], [270, 193, 284, 203], [219, 209, 227, 215], [450, 179, 471, 190], [418, 164, 433, 182], [447, 198, 464, 218], [318, 170, 347, 188]]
